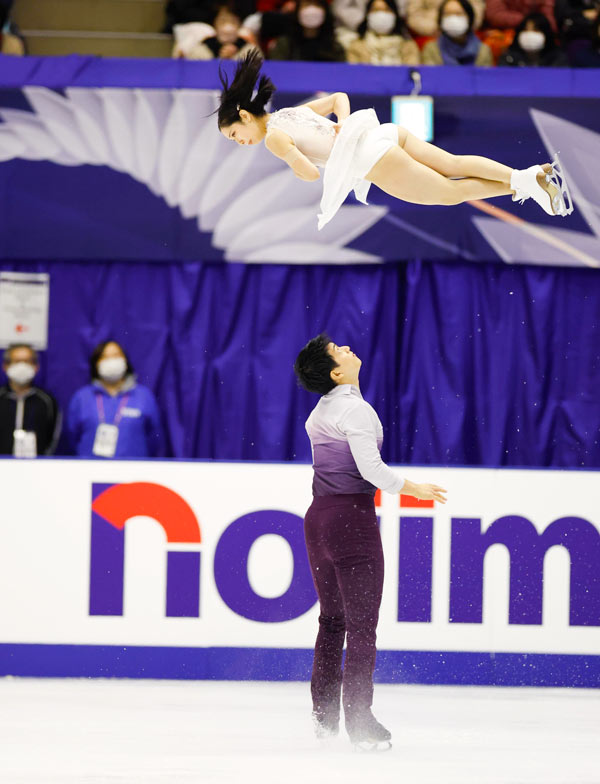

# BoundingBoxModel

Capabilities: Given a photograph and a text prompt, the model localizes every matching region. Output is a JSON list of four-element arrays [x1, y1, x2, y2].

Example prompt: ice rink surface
[[0, 678, 599, 784]]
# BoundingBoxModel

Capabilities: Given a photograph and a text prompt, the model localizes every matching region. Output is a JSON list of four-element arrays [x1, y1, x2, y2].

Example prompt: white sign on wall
[[0, 459, 599, 658], [0, 271, 50, 350]]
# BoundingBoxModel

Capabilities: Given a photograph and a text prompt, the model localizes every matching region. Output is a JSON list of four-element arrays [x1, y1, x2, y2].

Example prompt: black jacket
[[498, 46, 570, 66], [0, 385, 61, 455]]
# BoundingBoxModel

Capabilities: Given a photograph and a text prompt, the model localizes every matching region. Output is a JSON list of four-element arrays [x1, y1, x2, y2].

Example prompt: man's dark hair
[[3, 343, 38, 365], [293, 333, 338, 395], [90, 339, 134, 381]]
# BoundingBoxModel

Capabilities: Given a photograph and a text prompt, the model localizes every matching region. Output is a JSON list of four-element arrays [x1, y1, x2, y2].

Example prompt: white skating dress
[[266, 105, 398, 229]]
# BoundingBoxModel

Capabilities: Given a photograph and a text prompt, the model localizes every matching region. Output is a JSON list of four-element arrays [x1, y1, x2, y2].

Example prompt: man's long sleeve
[[341, 405, 404, 494]]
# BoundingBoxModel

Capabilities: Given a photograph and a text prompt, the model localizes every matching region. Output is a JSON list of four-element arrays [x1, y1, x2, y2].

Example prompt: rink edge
[[1, 646, 599, 687]]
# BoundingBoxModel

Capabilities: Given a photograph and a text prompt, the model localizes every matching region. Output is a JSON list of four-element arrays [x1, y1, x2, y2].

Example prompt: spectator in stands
[[241, 11, 289, 51], [269, 0, 346, 59], [173, 1, 257, 58], [406, 0, 485, 36], [0, 0, 25, 55], [0, 344, 61, 457], [498, 11, 568, 63], [345, 0, 420, 63], [569, 7, 600, 63], [422, 0, 493, 62], [486, 0, 557, 31], [334, 0, 371, 31], [164, 0, 256, 31], [67, 340, 163, 459], [555, 0, 600, 58]]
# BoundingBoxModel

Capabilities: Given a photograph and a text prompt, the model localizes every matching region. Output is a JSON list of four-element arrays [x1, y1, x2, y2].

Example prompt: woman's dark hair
[[217, 48, 276, 129], [293, 333, 338, 396], [512, 12, 557, 54], [292, 0, 336, 43], [90, 340, 134, 381], [210, 0, 241, 25], [357, 0, 410, 38], [437, 0, 475, 31]]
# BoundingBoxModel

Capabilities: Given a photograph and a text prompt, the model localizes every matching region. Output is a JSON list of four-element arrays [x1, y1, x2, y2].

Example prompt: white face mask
[[6, 361, 36, 386], [367, 10, 396, 35], [441, 14, 469, 37], [98, 356, 127, 384], [518, 30, 545, 52], [298, 5, 326, 29]]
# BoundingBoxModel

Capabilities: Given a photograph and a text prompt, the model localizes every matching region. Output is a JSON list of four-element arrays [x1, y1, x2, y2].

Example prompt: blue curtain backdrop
[[1, 259, 598, 468]]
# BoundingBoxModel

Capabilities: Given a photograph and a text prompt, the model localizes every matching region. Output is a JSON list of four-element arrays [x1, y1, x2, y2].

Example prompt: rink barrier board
[[3, 461, 600, 685], [1, 645, 599, 687]]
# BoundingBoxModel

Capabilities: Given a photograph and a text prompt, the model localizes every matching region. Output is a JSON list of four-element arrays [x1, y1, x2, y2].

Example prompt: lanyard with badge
[[13, 397, 37, 458], [92, 393, 129, 458]]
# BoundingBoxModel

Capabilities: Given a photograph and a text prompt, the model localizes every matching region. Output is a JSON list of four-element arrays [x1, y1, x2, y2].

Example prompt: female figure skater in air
[[217, 51, 572, 229]]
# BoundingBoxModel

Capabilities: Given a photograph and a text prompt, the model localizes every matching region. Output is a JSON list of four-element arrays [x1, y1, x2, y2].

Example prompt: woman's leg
[[397, 126, 514, 185], [366, 145, 513, 205]]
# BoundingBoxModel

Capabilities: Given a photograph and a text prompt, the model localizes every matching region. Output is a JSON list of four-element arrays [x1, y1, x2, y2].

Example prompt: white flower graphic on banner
[[0, 87, 385, 264], [472, 109, 600, 269]]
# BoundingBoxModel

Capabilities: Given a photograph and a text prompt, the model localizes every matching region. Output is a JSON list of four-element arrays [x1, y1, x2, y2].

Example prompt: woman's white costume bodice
[[266, 106, 337, 168], [266, 106, 397, 229]]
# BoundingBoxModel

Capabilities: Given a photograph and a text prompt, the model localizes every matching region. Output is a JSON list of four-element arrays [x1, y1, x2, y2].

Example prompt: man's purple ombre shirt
[[305, 384, 405, 497]]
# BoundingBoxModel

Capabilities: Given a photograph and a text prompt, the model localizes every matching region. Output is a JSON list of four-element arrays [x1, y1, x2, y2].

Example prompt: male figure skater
[[294, 334, 447, 751]]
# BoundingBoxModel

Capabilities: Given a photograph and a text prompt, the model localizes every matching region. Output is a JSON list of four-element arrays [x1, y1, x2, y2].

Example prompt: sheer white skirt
[[317, 109, 398, 230]]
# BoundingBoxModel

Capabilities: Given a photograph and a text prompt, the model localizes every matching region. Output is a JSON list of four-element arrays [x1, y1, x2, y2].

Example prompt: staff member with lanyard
[[0, 343, 61, 457], [67, 340, 163, 458]]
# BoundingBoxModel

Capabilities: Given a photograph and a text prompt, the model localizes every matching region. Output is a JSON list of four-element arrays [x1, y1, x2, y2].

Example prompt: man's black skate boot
[[347, 712, 392, 752], [312, 710, 340, 741]]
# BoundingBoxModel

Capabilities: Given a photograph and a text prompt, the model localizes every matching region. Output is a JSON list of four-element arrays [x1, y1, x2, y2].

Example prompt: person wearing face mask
[[0, 344, 61, 457], [66, 340, 163, 459], [422, 0, 492, 64], [269, 0, 346, 60], [346, 0, 420, 63], [498, 12, 569, 65], [332, 0, 408, 48], [164, 0, 256, 31], [406, 0, 484, 36], [172, 1, 258, 59]]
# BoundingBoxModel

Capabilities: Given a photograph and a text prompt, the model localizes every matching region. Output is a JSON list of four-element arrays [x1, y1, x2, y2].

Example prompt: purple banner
[[1, 78, 599, 267]]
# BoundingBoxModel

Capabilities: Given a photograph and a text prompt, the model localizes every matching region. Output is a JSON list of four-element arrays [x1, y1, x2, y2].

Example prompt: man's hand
[[402, 479, 447, 504]]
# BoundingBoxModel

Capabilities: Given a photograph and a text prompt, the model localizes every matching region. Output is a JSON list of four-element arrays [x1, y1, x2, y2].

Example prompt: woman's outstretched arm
[[304, 92, 350, 123]]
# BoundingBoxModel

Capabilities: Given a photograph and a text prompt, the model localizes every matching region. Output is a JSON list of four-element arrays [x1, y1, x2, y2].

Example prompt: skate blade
[[352, 740, 392, 753], [547, 153, 574, 217]]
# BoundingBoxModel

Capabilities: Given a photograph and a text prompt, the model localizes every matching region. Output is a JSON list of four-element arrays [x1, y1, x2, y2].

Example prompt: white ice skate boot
[[510, 155, 573, 217], [347, 712, 392, 752]]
